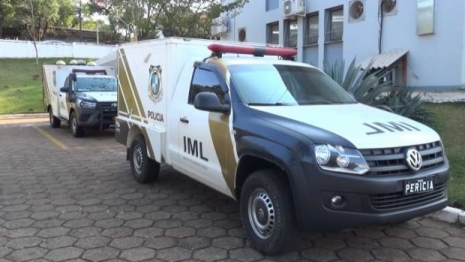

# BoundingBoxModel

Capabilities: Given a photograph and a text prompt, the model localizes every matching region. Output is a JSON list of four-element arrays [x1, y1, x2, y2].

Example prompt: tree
[[13, 0, 61, 64], [0, 0, 17, 38], [77, 18, 111, 32], [160, 0, 248, 39], [56, 0, 77, 28], [87, 0, 249, 41], [14, 0, 60, 41]]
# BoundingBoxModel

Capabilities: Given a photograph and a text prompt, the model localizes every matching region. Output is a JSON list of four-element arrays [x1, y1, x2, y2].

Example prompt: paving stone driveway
[[0, 122, 464, 262]]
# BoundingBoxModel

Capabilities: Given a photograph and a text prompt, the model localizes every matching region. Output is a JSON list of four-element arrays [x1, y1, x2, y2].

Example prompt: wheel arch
[[234, 136, 299, 200], [235, 154, 287, 200], [126, 125, 159, 162], [69, 107, 76, 119], [127, 125, 143, 149], [234, 136, 311, 229]]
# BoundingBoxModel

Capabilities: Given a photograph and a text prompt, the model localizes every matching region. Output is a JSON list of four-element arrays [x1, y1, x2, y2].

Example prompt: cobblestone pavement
[[0, 122, 464, 262]]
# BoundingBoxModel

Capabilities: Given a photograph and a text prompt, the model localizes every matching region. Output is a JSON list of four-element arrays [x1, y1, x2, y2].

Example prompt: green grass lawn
[[0, 58, 90, 114], [425, 103, 465, 208]]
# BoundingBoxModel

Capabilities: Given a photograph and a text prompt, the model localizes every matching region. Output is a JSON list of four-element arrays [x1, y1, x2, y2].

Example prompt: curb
[[0, 113, 48, 120], [427, 206, 465, 224]]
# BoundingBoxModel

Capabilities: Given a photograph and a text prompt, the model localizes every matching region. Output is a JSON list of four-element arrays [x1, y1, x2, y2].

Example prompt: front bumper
[[76, 103, 117, 129], [291, 160, 449, 231]]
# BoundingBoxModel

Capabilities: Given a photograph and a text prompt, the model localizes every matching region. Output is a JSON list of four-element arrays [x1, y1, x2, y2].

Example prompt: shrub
[[323, 58, 434, 126]]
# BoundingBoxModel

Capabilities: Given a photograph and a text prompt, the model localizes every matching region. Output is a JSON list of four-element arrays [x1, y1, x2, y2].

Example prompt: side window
[[188, 68, 225, 104]]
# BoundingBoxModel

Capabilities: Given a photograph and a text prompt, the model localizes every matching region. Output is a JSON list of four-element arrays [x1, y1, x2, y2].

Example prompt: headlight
[[314, 145, 370, 175], [77, 99, 96, 109]]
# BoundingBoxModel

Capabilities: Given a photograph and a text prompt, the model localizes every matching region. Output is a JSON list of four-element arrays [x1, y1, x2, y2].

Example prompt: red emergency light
[[207, 43, 297, 59]]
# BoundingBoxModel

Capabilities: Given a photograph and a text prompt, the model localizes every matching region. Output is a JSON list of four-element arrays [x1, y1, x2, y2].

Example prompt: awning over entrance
[[358, 49, 408, 70]]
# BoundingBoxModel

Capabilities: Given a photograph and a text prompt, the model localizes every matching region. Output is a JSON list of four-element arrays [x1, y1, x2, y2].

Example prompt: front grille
[[98, 102, 117, 122], [360, 141, 444, 176], [369, 182, 447, 211], [99, 102, 117, 109]]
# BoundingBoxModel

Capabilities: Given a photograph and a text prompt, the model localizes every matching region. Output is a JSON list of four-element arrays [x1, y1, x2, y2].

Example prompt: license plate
[[404, 178, 434, 195]]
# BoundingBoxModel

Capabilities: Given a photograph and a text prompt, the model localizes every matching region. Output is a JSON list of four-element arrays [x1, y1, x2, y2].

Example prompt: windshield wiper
[[248, 102, 295, 106], [299, 101, 333, 105]]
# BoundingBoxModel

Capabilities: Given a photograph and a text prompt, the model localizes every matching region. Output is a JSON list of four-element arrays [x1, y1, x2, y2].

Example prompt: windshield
[[228, 64, 356, 105], [75, 77, 117, 92]]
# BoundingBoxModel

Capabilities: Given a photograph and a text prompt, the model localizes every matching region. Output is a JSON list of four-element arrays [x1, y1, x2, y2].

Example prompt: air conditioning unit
[[381, 0, 397, 16], [238, 28, 246, 42], [283, 0, 306, 17], [211, 16, 229, 36], [349, 0, 365, 23]]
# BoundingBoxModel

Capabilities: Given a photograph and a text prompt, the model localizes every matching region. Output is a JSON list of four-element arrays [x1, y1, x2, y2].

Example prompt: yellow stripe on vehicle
[[120, 49, 147, 119], [117, 49, 140, 118], [208, 112, 237, 196]]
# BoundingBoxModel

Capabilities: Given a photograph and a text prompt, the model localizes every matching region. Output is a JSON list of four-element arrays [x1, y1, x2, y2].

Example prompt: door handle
[[59, 94, 62, 97], [180, 117, 189, 123]]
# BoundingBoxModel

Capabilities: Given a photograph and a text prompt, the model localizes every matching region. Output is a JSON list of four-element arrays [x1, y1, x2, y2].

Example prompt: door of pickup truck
[[175, 62, 234, 197], [59, 76, 71, 119]]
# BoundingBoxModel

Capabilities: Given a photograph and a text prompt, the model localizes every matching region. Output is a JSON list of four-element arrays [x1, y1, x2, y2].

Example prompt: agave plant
[[323, 58, 393, 108], [323, 58, 434, 126], [380, 88, 434, 126]]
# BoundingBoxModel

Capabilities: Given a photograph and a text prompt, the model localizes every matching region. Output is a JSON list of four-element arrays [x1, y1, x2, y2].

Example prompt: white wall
[[0, 40, 117, 59], [223, 0, 282, 44], [344, 0, 465, 90], [222, 0, 465, 90]]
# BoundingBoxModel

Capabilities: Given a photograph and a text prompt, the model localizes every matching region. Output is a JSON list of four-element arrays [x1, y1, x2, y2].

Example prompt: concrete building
[[218, 0, 465, 91]]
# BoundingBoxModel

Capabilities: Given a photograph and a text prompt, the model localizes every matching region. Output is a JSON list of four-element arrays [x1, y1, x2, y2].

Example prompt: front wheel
[[240, 170, 297, 255], [49, 109, 61, 128], [130, 135, 160, 183], [70, 111, 84, 137]]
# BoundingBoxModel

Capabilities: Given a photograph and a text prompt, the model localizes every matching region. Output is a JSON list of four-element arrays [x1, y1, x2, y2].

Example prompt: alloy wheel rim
[[248, 188, 275, 239]]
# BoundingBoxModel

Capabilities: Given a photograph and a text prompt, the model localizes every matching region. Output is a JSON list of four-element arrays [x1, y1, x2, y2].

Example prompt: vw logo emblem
[[406, 149, 423, 171]]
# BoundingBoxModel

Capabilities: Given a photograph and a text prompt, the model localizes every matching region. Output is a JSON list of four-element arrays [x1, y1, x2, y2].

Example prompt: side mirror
[[194, 92, 230, 113], [60, 87, 69, 93]]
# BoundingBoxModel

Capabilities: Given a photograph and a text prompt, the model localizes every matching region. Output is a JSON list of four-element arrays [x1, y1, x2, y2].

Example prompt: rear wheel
[[240, 170, 297, 255], [130, 135, 160, 183], [49, 108, 61, 128], [70, 111, 84, 137]]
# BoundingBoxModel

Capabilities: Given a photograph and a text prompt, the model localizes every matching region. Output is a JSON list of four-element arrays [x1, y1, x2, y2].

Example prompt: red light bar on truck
[[207, 43, 297, 59]]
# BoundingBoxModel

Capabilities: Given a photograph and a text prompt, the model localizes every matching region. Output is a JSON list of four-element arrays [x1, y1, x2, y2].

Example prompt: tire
[[240, 169, 297, 255], [129, 135, 160, 183], [70, 111, 84, 137], [49, 108, 61, 128]]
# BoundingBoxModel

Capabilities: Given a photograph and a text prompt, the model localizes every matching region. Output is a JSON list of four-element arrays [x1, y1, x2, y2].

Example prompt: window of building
[[188, 68, 224, 104], [305, 13, 319, 46], [266, 0, 279, 11], [326, 7, 343, 42], [267, 22, 279, 44], [284, 19, 298, 47]]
